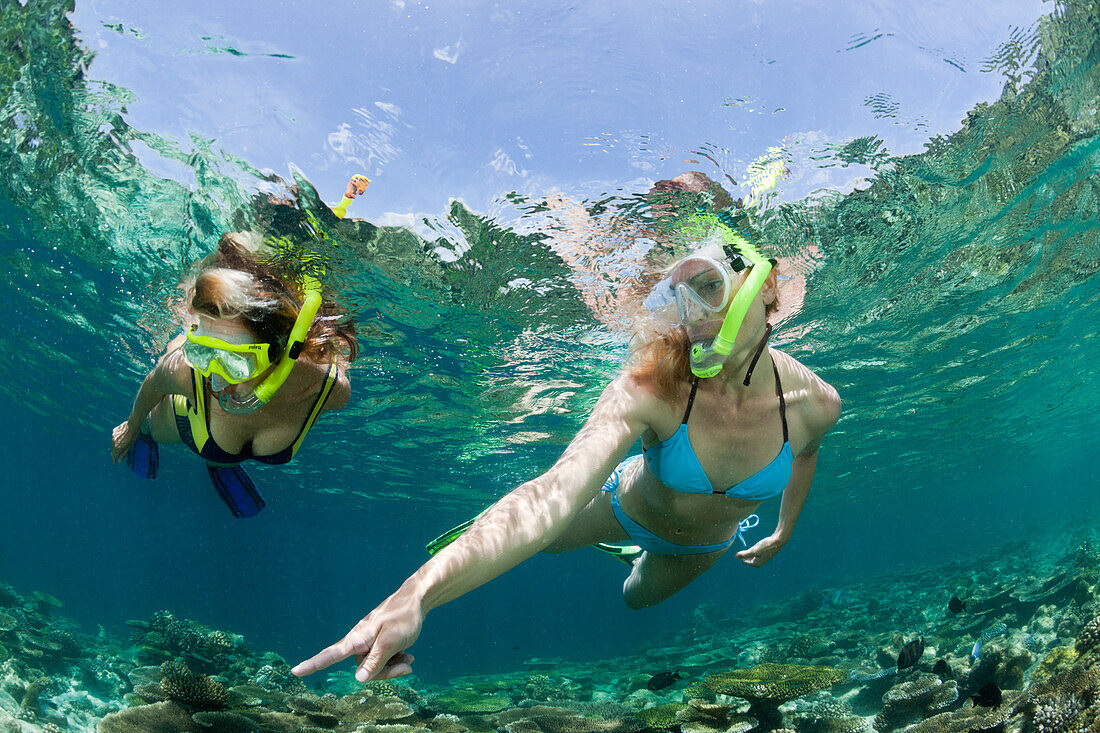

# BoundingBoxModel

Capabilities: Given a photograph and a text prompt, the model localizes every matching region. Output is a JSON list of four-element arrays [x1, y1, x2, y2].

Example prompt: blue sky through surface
[[70, 0, 1047, 224]]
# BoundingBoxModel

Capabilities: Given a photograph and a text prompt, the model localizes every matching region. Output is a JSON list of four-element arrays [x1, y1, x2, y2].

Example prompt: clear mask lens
[[645, 256, 733, 326], [182, 341, 258, 383], [643, 279, 680, 324]]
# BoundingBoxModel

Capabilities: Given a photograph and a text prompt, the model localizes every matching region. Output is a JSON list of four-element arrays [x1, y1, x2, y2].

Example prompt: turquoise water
[[1, 0, 1099, 729]]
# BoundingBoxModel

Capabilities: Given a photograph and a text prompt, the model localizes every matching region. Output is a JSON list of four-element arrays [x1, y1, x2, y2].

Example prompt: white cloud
[[374, 101, 402, 117], [433, 42, 461, 64], [488, 148, 527, 177], [375, 211, 416, 228]]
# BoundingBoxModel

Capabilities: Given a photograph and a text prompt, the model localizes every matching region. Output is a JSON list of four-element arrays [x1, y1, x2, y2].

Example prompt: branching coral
[[1076, 616, 1100, 655], [1022, 665, 1100, 733], [635, 703, 688, 729], [158, 660, 229, 712]]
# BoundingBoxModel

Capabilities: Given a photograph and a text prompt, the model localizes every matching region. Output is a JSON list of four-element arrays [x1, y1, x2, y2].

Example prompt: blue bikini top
[[643, 359, 792, 501]]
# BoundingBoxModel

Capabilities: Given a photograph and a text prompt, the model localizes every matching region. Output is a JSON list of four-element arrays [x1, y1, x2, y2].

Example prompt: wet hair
[[627, 325, 694, 402], [647, 171, 735, 211], [186, 233, 359, 364]]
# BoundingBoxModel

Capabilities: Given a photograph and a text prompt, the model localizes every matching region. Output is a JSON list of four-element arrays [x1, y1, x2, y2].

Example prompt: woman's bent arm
[[110, 339, 192, 462], [735, 375, 839, 567]]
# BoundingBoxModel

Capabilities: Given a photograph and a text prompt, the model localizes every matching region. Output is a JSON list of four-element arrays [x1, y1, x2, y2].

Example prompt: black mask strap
[[743, 323, 773, 386]]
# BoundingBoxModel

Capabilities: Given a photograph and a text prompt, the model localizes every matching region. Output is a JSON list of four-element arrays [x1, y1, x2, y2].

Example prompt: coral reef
[[3, 511, 1100, 732], [700, 663, 847, 731], [157, 660, 229, 712], [873, 675, 958, 731], [432, 689, 513, 714], [634, 702, 687, 728]]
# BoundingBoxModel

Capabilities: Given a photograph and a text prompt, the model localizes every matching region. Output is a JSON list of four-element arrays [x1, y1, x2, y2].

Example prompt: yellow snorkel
[[673, 214, 773, 379], [689, 248, 771, 378], [243, 174, 360, 405], [681, 148, 787, 377], [249, 275, 323, 405], [332, 174, 371, 219]]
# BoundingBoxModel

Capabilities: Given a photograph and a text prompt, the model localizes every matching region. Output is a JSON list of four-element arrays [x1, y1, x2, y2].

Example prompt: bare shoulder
[[152, 336, 196, 396], [771, 349, 841, 442], [598, 371, 681, 439], [323, 362, 352, 412], [288, 359, 350, 411]]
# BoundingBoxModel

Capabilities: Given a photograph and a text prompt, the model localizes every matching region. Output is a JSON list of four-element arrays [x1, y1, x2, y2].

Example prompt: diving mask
[[643, 253, 755, 327], [182, 276, 324, 414], [183, 328, 274, 384]]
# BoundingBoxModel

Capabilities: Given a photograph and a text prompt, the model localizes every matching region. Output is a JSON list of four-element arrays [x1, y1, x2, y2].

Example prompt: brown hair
[[187, 233, 359, 364], [647, 171, 735, 210]]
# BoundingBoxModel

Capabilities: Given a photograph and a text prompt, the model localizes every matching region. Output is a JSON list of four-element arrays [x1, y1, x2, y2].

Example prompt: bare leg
[[542, 490, 630, 553], [622, 547, 730, 609]]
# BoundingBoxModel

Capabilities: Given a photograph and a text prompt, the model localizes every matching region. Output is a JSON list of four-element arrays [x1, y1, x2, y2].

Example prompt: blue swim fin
[[126, 430, 159, 480], [206, 464, 265, 518]]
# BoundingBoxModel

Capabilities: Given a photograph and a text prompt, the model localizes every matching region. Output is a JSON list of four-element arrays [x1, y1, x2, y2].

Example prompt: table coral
[[701, 664, 847, 731], [431, 689, 511, 714], [873, 675, 958, 731]]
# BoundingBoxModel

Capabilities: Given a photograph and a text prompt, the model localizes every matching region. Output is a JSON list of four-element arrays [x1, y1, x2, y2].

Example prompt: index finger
[[292, 631, 373, 677]]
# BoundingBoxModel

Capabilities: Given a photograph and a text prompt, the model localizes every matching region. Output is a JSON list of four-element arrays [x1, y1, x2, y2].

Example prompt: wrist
[[397, 576, 432, 616]]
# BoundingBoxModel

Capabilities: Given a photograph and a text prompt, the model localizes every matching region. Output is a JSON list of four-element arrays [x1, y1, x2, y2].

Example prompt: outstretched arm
[[292, 375, 651, 681], [110, 337, 192, 462]]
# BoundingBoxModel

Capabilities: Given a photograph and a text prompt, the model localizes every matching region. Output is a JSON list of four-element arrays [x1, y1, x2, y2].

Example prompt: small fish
[[647, 671, 683, 691], [897, 638, 925, 671], [932, 659, 952, 678], [971, 681, 1002, 708], [821, 589, 851, 607], [971, 640, 982, 660], [948, 596, 966, 614]]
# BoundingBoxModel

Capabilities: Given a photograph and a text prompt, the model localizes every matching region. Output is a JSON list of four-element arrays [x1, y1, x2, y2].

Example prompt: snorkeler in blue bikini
[[110, 232, 357, 517], [291, 214, 840, 682]]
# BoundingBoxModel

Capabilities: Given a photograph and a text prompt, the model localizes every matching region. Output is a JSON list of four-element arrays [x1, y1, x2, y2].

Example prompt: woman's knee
[[623, 588, 658, 610], [622, 553, 720, 609], [622, 566, 672, 609]]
